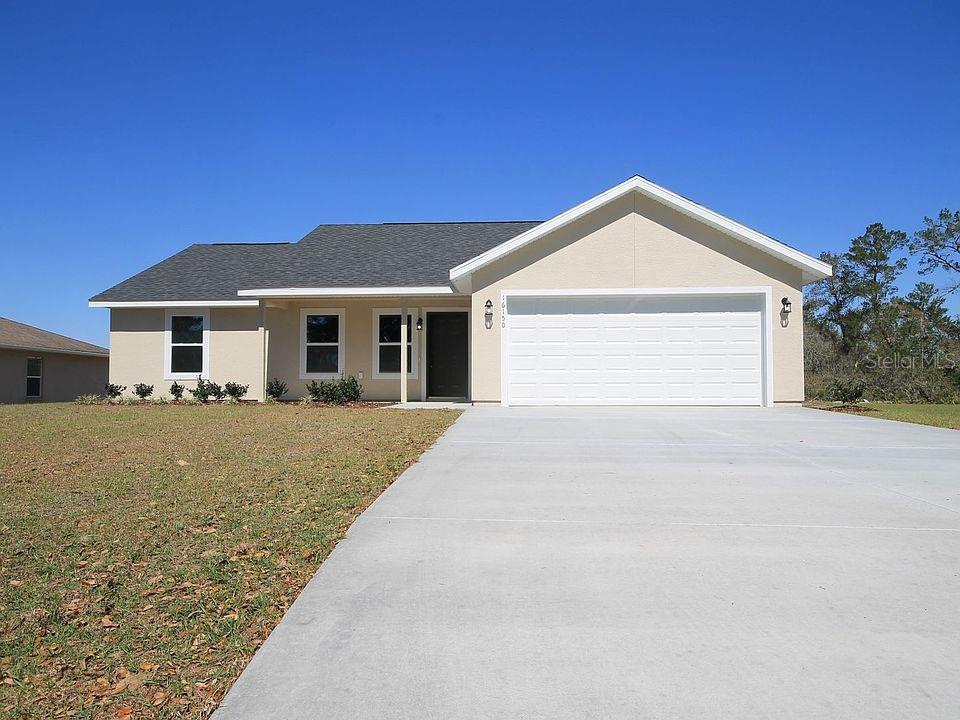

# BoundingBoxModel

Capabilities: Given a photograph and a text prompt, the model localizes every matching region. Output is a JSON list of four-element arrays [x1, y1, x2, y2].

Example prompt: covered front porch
[[252, 292, 471, 403]]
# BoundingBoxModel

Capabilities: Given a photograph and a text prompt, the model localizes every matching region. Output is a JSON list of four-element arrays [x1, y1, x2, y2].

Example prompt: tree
[[804, 251, 863, 353], [893, 282, 958, 363], [845, 223, 907, 349], [911, 209, 960, 293]]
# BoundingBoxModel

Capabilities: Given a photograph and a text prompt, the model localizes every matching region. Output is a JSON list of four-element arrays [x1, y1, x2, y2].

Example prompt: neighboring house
[[0, 317, 109, 403], [89, 176, 831, 406]]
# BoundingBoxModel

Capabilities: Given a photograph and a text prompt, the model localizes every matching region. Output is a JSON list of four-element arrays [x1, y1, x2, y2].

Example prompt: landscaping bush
[[169, 382, 185, 400], [340, 375, 362, 402], [74, 394, 101, 405], [104, 383, 125, 399], [828, 377, 865, 404], [224, 381, 249, 401], [133, 383, 154, 400], [304, 375, 363, 404], [265, 377, 287, 401]]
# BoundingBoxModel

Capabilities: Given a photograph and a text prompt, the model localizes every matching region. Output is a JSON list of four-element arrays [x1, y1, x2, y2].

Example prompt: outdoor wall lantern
[[416, 316, 423, 331], [484, 299, 494, 329], [781, 297, 792, 315]]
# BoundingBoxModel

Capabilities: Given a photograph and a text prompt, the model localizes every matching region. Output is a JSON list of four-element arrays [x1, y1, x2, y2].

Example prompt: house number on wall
[[500, 298, 506, 329]]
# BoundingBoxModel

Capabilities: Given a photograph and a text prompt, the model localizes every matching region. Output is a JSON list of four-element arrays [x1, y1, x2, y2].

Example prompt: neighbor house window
[[26, 357, 42, 399], [373, 309, 417, 378], [300, 308, 344, 379], [165, 309, 209, 379]]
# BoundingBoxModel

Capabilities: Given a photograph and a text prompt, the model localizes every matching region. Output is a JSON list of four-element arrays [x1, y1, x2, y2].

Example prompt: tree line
[[804, 209, 960, 402]]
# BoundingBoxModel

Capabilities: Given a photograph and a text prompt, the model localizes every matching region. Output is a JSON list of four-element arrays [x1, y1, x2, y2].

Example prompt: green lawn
[[807, 402, 960, 430], [0, 403, 459, 719]]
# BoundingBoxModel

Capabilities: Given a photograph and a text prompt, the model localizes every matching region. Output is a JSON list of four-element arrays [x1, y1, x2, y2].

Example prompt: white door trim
[[500, 287, 774, 407]]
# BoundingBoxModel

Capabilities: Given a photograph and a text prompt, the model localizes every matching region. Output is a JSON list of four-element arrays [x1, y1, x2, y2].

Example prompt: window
[[373, 309, 417, 378], [300, 308, 344, 378], [165, 309, 209, 379], [26, 357, 42, 399]]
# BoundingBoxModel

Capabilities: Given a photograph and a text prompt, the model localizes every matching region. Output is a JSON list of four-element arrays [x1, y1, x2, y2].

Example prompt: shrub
[[224, 381, 249, 401], [305, 380, 335, 404], [340, 375, 362, 402], [304, 375, 363, 405], [265, 377, 287, 401], [104, 383, 125, 399], [829, 377, 865, 404], [133, 383, 154, 400], [208, 381, 226, 401], [169, 382, 185, 400], [75, 394, 102, 405]]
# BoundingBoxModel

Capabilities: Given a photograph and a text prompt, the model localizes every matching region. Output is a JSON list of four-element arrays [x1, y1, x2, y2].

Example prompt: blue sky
[[2, 1, 958, 347]]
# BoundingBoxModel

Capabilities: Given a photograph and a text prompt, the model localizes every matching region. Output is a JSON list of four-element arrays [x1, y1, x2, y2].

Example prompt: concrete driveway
[[214, 407, 960, 719]]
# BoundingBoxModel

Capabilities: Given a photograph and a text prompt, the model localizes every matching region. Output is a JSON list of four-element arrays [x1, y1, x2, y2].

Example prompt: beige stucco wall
[[468, 192, 806, 404], [0, 348, 108, 403], [264, 297, 470, 401], [109, 308, 264, 399]]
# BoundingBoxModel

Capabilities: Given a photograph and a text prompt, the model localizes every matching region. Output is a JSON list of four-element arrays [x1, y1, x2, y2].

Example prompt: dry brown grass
[[0, 403, 459, 719]]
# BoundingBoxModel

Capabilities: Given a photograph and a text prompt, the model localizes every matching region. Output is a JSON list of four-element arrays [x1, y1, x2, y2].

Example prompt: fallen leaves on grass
[[0, 404, 458, 718]]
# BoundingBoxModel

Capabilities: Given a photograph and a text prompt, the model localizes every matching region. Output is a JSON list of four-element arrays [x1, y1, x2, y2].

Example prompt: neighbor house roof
[[0, 317, 109, 356], [89, 222, 541, 304]]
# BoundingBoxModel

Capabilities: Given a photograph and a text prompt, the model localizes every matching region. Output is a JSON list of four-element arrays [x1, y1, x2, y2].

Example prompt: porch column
[[399, 304, 408, 403], [258, 300, 268, 402]]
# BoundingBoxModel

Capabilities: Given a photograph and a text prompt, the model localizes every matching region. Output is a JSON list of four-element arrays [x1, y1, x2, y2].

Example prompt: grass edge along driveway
[[0, 403, 459, 719], [805, 402, 960, 431]]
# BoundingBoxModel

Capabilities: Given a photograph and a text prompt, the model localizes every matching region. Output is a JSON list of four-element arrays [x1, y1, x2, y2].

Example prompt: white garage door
[[504, 294, 765, 406]]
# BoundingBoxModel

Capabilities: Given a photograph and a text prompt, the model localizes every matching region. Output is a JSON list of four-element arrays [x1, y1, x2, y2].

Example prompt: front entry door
[[426, 312, 468, 399]]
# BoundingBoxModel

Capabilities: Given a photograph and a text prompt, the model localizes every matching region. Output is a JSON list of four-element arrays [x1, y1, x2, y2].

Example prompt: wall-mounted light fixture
[[781, 297, 792, 315], [484, 299, 494, 329], [416, 316, 423, 331]]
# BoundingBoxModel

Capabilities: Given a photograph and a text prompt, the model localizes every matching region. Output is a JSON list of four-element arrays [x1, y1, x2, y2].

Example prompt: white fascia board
[[449, 176, 833, 283], [0, 343, 109, 357], [88, 300, 260, 308], [237, 286, 458, 298]]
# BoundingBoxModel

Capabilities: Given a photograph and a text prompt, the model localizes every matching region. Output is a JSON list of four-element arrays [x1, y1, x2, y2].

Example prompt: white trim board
[[238, 286, 457, 298], [90, 300, 259, 308], [450, 176, 832, 286], [499, 287, 774, 408]]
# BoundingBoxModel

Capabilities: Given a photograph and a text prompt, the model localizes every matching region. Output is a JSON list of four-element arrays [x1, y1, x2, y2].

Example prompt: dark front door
[[426, 312, 468, 399]]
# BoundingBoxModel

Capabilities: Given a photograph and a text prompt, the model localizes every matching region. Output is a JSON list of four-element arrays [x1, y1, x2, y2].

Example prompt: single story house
[[89, 176, 831, 406], [0, 317, 109, 403]]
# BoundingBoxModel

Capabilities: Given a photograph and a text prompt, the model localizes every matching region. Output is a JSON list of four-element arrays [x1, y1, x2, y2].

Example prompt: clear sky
[[2, 1, 958, 347]]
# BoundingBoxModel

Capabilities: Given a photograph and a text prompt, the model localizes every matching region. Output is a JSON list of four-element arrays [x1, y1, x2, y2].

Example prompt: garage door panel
[[505, 294, 764, 406]]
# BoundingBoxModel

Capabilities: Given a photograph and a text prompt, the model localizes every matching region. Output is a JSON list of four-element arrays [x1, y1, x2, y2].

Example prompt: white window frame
[[165, 308, 210, 380], [372, 308, 419, 379], [26, 356, 42, 399], [300, 308, 345, 379]]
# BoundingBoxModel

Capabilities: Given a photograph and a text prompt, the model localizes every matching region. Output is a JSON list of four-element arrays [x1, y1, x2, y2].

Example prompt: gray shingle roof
[[90, 221, 541, 302], [0, 317, 109, 355]]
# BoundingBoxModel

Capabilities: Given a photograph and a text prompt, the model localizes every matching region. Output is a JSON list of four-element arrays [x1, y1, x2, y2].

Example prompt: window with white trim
[[373, 309, 417, 377], [165, 309, 209, 379], [26, 357, 42, 398], [300, 309, 344, 378]]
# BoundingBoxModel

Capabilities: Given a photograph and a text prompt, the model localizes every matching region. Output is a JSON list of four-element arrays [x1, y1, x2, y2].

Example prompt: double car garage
[[502, 290, 771, 407]]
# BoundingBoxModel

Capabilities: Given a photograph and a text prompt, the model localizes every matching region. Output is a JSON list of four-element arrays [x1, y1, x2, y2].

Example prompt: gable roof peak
[[449, 176, 832, 286]]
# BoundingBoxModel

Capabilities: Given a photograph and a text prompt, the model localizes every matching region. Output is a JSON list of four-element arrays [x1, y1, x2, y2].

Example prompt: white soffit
[[449, 176, 833, 285]]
